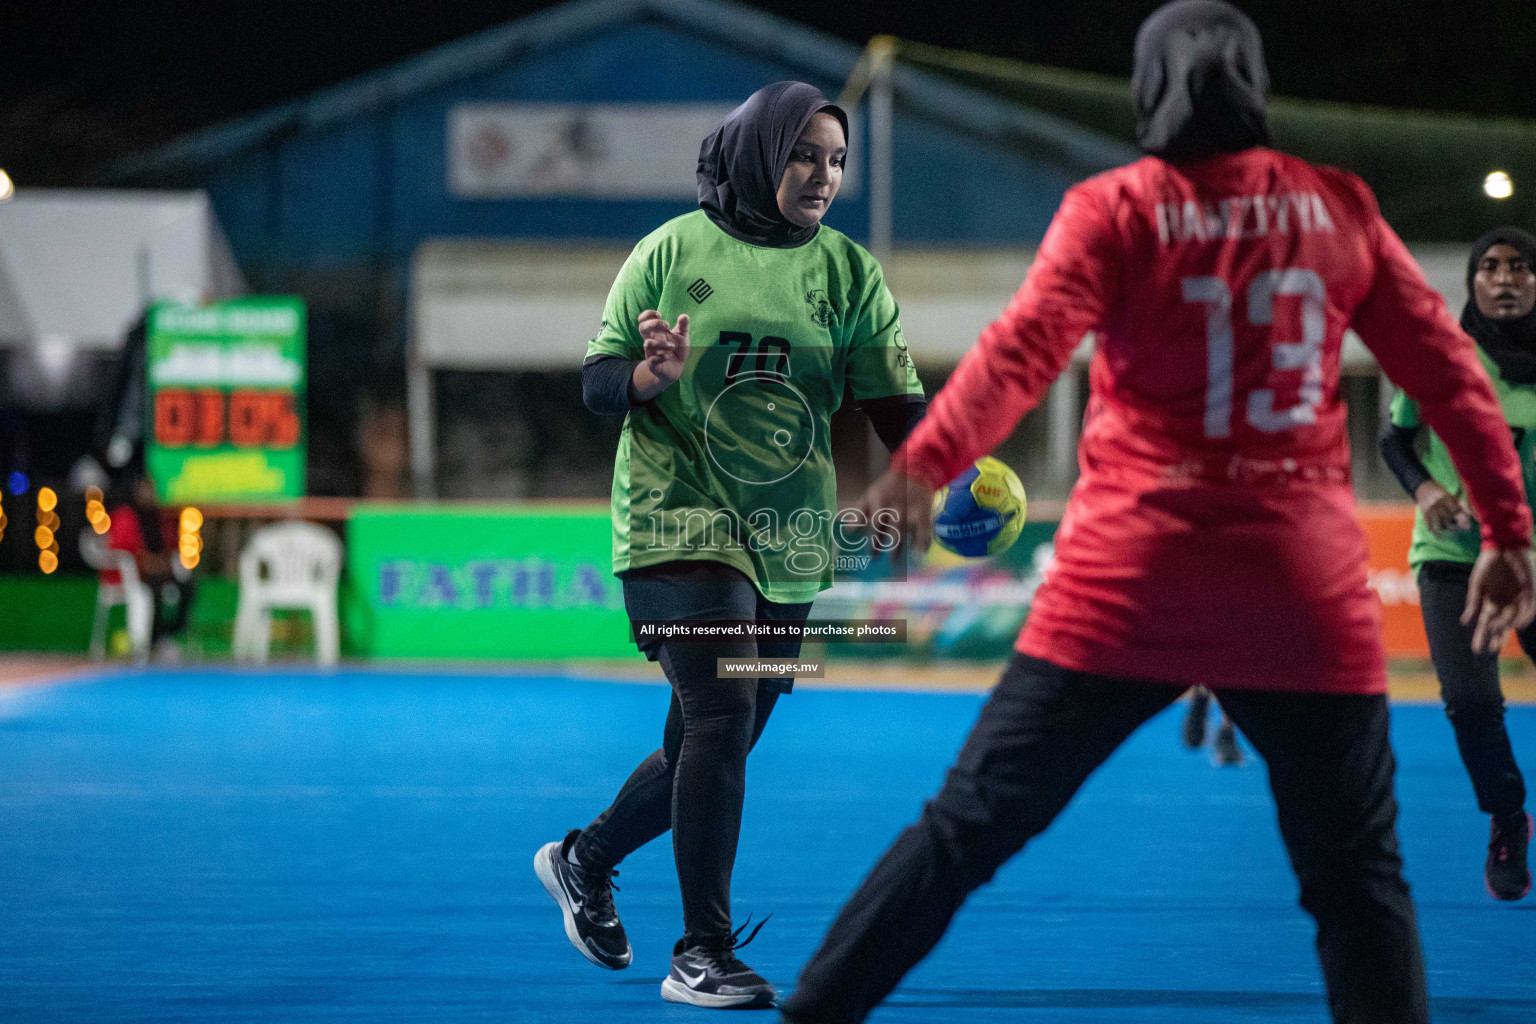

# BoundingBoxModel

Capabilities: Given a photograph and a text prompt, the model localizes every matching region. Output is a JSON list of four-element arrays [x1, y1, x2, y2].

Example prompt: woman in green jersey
[[534, 81, 925, 1008], [1381, 226, 1536, 901]]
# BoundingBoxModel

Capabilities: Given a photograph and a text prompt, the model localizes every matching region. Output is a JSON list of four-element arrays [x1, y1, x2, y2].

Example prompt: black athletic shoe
[[1182, 688, 1210, 749], [1212, 720, 1244, 767], [1486, 811, 1532, 901], [534, 830, 632, 969], [660, 916, 777, 1009]]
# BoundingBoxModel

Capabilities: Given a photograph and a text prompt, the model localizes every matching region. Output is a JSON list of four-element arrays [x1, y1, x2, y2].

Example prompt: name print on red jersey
[[1155, 192, 1336, 245]]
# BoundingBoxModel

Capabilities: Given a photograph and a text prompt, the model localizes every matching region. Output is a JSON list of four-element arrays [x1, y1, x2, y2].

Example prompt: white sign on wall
[[447, 103, 860, 200]]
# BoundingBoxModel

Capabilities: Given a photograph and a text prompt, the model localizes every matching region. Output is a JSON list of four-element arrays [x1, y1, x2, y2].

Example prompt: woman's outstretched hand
[[853, 465, 936, 566], [632, 311, 690, 402], [1463, 547, 1536, 655], [1414, 480, 1474, 535]]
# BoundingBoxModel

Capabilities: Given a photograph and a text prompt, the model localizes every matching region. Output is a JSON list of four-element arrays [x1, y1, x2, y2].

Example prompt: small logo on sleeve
[[687, 278, 713, 304], [805, 289, 837, 327]]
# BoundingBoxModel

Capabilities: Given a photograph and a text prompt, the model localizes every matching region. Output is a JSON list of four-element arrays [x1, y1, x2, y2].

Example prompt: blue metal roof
[[107, 0, 1135, 185]]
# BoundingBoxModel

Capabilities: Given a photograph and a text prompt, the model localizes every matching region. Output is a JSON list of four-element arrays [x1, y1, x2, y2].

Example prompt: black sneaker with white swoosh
[[534, 830, 632, 969], [660, 916, 777, 1009]]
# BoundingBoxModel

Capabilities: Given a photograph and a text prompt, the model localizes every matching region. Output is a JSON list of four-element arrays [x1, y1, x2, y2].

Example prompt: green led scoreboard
[[146, 297, 306, 503]]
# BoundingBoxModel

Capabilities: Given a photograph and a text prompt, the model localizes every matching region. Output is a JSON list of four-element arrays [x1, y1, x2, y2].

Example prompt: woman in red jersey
[[781, 4, 1533, 1024]]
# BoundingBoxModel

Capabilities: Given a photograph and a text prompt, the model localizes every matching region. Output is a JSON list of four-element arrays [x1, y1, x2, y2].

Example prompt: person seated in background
[[104, 472, 196, 658]]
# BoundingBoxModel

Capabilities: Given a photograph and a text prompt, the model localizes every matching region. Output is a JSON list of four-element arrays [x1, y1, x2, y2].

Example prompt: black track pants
[[1416, 559, 1530, 818], [783, 654, 1427, 1024], [573, 561, 811, 948]]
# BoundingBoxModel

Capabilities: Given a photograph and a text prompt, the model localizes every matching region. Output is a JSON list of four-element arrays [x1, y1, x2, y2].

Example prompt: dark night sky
[[2, 0, 1530, 186]]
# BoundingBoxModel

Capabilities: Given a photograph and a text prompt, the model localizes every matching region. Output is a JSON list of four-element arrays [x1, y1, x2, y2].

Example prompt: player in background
[[1381, 227, 1536, 901], [780, 4, 1533, 1023], [533, 82, 926, 1009]]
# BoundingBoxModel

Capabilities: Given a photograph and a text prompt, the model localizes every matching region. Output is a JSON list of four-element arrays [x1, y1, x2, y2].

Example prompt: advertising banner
[[1361, 508, 1430, 659], [810, 521, 1058, 660], [345, 505, 632, 659], [341, 503, 1444, 664], [146, 297, 306, 503], [1359, 505, 1524, 659], [447, 103, 860, 200]]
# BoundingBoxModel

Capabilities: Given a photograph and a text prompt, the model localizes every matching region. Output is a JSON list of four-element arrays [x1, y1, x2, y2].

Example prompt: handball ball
[[931, 456, 1027, 558]]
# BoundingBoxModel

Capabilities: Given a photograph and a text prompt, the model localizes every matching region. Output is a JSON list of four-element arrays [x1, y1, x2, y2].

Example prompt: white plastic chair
[[79, 528, 153, 664], [233, 521, 343, 666]]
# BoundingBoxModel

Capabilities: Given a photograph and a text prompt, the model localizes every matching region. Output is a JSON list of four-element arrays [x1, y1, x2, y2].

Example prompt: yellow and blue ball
[[931, 456, 1027, 558]]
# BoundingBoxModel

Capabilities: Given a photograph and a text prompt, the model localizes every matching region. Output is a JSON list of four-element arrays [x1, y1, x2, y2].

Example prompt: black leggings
[[784, 654, 1426, 1024], [573, 560, 812, 948], [1417, 559, 1530, 818]]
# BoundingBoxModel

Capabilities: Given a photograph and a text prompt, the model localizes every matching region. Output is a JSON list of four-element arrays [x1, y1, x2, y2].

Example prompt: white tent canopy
[[0, 189, 245, 351]]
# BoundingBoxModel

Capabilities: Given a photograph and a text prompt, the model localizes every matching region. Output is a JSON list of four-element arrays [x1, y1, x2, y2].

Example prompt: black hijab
[[1132, 0, 1270, 162], [697, 81, 849, 248], [1463, 226, 1536, 385]]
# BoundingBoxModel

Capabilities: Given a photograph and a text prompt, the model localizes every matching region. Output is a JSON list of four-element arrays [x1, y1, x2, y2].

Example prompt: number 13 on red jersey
[[1183, 269, 1326, 439]]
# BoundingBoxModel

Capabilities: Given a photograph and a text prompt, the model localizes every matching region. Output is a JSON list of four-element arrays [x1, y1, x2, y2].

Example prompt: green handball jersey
[[1391, 346, 1536, 567], [586, 210, 923, 603]]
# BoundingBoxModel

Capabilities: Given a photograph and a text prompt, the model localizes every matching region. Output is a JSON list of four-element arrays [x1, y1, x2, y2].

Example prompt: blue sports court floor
[[0, 669, 1532, 1023]]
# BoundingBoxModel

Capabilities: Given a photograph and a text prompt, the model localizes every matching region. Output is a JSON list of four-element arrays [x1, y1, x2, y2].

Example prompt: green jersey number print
[[587, 209, 923, 603], [708, 331, 812, 486]]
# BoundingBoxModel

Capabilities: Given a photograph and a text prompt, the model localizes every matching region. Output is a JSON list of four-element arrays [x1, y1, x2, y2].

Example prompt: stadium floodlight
[[0, 169, 12, 202], [1484, 171, 1514, 200]]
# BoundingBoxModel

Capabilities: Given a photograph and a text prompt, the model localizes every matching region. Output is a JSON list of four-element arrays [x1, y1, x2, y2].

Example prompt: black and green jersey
[[1391, 346, 1536, 567], [586, 210, 923, 603]]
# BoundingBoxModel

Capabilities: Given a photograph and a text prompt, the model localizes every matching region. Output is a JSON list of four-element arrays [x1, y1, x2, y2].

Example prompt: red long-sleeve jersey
[[900, 148, 1532, 693]]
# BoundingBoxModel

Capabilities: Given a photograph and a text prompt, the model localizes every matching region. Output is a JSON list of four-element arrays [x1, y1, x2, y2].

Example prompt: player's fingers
[[854, 491, 878, 534], [1471, 620, 1498, 656], [882, 485, 913, 565], [910, 503, 932, 556], [901, 480, 927, 552], [675, 313, 689, 339], [1429, 500, 1458, 533], [1462, 595, 1479, 628], [853, 480, 896, 553], [1477, 618, 1511, 656], [1478, 598, 1519, 654], [1462, 566, 1485, 627], [850, 493, 875, 536], [1489, 600, 1520, 636], [1512, 553, 1536, 628], [1519, 591, 1536, 631], [1471, 601, 1493, 654], [1517, 562, 1536, 630], [1514, 598, 1536, 634]]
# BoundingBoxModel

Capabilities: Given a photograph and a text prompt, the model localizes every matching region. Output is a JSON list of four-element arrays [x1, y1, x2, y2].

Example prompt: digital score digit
[[153, 389, 300, 449]]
